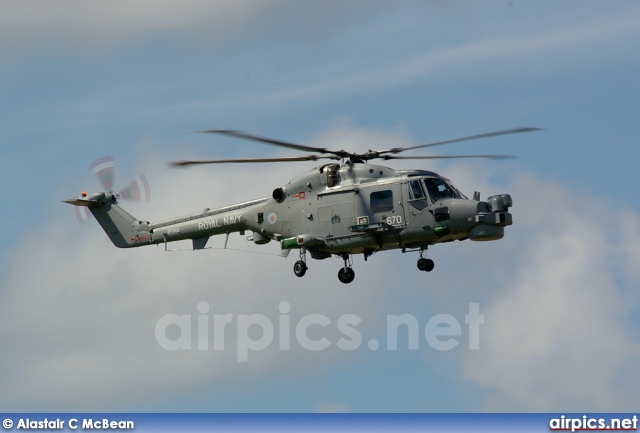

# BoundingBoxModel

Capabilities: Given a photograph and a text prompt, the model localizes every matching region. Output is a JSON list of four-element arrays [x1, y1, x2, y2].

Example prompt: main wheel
[[293, 260, 307, 277], [337, 267, 355, 284], [424, 258, 435, 272], [417, 258, 435, 272], [417, 258, 428, 271]]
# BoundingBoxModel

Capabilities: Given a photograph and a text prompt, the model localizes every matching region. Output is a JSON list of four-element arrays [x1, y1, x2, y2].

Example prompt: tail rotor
[[89, 156, 116, 192], [73, 156, 151, 224], [118, 173, 151, 202], [74, 205, 92, 224]]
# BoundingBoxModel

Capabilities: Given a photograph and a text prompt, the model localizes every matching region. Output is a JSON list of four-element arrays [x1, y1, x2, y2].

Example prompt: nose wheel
[[293, 247, 308, 277]]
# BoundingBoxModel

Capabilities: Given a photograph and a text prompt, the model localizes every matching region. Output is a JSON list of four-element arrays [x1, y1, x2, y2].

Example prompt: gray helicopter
[[64, 127, 538, 284]]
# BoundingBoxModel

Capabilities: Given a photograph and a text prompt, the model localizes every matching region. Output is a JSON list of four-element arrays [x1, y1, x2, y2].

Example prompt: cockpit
[[407, 177, 466, 210]]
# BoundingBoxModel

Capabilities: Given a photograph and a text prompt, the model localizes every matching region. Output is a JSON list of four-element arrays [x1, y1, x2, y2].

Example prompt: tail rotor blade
[[89, 156, 115, 192], [119, 173, 151, 202], [74, 206, 92, 224]]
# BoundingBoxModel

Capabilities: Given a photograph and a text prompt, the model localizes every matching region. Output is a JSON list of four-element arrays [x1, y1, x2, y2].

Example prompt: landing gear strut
[[417, 247, 435, 272], [337, 253, 355, 284], [293, 247, 308, 277]]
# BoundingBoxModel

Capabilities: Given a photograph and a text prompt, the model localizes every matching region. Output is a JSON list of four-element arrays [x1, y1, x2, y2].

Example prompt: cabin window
[[370, 190, 393, 213]]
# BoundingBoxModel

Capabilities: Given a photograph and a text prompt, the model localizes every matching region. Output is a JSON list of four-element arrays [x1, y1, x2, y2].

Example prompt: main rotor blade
[[384, 127, 541, 155], [199, 130, 343, 156], [383, 154, 515, 160], [169, 155, 340, 167]]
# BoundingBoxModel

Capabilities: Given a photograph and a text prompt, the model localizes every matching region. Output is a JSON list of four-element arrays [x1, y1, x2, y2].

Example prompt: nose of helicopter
[[445, 195, 513, 241], [471, 194, 513, 241]]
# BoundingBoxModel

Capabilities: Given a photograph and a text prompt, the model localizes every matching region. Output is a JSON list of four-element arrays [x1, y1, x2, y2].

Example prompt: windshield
[[423, 177, 464, 202], [444, 178, 467, 200]]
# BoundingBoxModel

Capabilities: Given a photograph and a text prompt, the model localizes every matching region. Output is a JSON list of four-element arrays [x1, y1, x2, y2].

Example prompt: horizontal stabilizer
[[63, 198, 99, 207]]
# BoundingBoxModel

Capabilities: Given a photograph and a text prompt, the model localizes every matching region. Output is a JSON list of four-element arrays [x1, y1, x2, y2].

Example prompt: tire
[[417, 258, 428, 271], [337, 267, 355, 284], [425, 259, 435, 272], [293, 260, 307, 277]]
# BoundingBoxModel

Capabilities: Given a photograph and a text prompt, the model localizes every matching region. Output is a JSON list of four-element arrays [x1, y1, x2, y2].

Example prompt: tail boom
[[65, 193, 270, 250], [65, 192, 151, 248]]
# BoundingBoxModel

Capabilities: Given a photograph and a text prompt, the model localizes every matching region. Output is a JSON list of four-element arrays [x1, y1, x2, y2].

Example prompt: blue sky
[[1, 1, 639, 412]]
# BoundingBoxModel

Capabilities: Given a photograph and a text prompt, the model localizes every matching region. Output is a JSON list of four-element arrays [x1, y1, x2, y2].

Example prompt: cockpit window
[[408, 180, 429, 210], [444, 179, 468, 200], [408, 180, 425, 200], [423, 178, 462, 203]]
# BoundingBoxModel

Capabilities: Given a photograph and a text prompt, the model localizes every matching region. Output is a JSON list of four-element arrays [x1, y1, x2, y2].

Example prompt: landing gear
[[338, 267, 355, 284], [294, 260, 307, 277], [337, 253, 355, 284], [417, 257, 434, 272], [417, 247, 435, 272], [293, 247, 308, 278]]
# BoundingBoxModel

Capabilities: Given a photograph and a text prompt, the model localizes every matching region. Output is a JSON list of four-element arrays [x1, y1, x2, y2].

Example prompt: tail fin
[[64, 192, 152, 248]]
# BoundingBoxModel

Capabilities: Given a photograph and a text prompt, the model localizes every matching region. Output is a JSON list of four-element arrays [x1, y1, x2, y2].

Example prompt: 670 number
[[386, 215, 402, 225]]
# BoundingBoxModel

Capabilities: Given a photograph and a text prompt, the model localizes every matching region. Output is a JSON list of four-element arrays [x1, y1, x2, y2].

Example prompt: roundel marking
[[267, 212, 277, 224]]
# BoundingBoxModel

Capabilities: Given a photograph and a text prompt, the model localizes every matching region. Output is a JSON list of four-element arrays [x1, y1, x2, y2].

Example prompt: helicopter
[[64, 127, 538, 284]]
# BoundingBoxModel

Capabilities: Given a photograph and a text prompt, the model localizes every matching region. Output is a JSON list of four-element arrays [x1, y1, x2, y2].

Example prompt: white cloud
[[616, 209, 640, 287], [460, 170, 640, 411]]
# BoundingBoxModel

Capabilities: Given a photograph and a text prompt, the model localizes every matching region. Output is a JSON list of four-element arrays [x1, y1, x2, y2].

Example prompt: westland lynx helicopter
[[65, 127, 538, 283]]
